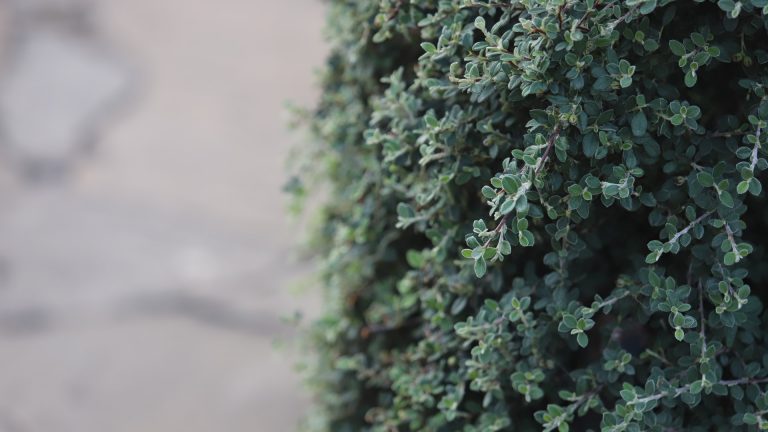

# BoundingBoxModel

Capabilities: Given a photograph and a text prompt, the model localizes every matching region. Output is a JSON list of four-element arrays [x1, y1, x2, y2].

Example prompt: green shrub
[[298, 1, 768, 430]]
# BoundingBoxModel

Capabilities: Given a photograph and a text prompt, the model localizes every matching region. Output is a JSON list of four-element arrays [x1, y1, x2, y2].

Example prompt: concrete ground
[[0, 0, 327, 431]]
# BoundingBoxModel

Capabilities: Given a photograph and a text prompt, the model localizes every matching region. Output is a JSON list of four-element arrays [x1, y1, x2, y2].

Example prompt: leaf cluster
[[297, 0, 768, 431]]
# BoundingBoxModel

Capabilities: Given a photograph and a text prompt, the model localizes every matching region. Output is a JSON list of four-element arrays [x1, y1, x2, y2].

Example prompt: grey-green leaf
[[631, 111, 648, 137]]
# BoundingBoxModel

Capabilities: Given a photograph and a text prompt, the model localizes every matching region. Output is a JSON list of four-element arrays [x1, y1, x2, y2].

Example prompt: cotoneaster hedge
[[296, 1, 768, 431]]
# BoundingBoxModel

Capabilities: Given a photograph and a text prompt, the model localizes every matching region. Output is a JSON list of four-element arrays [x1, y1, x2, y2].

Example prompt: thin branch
[[387, 0, 404, 20], [568, 385, 604, 414], [592, 290, 631, 311], [573, 0, 613, 31], [629, 377, 768, 406], [698, 281, 707, 360], [720, 377, 768, 386], [557, 4, 565, 30], [725, 223, 740, 259], [715, 261, 738, 298], [534, 125, 562, 176], [750, 125, 762, 172], [607, 6, 637, 30], [669, 210, 715, 244], [484, 125, 562, 247], [483, 214, 510, 247]]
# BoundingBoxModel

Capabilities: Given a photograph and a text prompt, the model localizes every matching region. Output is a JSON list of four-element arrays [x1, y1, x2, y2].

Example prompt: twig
[[483, 209, 514, 247], [573, 0, 612, 31], [569, 385, 604, 414], [484, 126, 562, 247], [724, 223, 740, 259], [698, 281, 707, 360], [750, 126, 762, 172], [534, 125, 562, 176], [715, 262, 738, 298], [629, 377, 768, 406], [720, 377, 768, 386], [607, 6, 637, 30], [557, 4, 567, 30], [669, 210, 715, 244], [387, 0, 404, 20]]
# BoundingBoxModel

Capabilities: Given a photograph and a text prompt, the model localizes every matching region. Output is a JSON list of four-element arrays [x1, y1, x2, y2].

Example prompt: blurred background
[[0, 0, 326, 430]]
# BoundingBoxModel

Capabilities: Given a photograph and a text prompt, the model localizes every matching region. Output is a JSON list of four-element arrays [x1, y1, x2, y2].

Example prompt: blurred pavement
[[0, 0, 327, 430]]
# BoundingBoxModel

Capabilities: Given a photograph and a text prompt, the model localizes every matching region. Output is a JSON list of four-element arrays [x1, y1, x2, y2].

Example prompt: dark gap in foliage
[[740, 194, 768, 303]]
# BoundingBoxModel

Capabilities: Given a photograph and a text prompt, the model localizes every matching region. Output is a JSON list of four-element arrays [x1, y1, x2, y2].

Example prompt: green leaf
[[631, 111, 648, 137], [397, 202, 415, 218], [646, 250, 661, 264], [697, 172, 714, 187], [519, 230, 535, 247], [483, 247, 497, 260], [644, 38, 660, 52], [406, 250, 424, 268], [639, 0, 657, 14], [619, 76, 632, 88], [743, 413, 758, 425], [669, 40, 686, 56], [673, 313, 684, 327], [502, 176, 518, 194], [563, 314, 578, 328], [484, 299, 499, 311], [470, 247, 485, 259], [474, 257, 487, 278], [718, 0, 736, 11], [694, 35, 708, 50], [576, 332, 588, 348], [648, 270, 661, 287], [647, 240, 664, 251], [684, 70, 697, 87], [719, 191, 735, 208], [499, 240, 512, 255], [689, 380, 704, 394], [420, 42, 437, 54], [603, 183, 620, 196], [619, 60, 631, 75], [619, 389, 635, 401], [500, 198, 516, 214], [582, 133, 598, 157], [737, 180, 750, 194], [473, 219, 487, 232]]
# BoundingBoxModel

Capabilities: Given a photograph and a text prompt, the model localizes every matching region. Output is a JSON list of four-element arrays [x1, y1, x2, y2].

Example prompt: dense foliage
[[297, 0, 768, 430]]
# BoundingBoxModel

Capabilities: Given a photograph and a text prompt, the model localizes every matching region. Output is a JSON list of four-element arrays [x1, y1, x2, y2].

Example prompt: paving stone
[[0, 31, 129, 179], [0, 0, 327, 430]]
